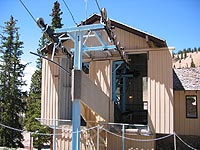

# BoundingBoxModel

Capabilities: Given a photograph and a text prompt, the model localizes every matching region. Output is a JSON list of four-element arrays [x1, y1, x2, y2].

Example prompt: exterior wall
[[85, 21, 150, 51], [41, 56, 72, 126], [107, 133, 155, 150], [114, 27, 149, 49], [89, 60, 114, 122], [148, 49, 174, 134], [54, 126, 155, 150], [41, 57, 59, 126], [174, 90, 200, 135], [58, 57, 72, 121], [89, 60, 112, 97]]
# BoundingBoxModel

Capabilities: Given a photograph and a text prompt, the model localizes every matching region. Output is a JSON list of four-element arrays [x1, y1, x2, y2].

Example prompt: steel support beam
[[72, 100, 81, 150], [55, 23, 117, 150]]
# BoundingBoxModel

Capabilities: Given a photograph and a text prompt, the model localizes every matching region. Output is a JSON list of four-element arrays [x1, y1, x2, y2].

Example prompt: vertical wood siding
[[174, 90, 200, 135], [41, 56, 72, 126], [41, 57, 59, 126], [89, 60, 112, 97], [54, 127, 155, 150], [58, 57, 72, 121], [148, 49, 174, 134], [114, 27, 149, 49], [89, 60, 114, 122]]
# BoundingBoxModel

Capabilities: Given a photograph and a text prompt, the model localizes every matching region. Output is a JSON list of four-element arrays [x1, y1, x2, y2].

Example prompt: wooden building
[[173, 68, 200, 136], [40, 14, 175, 149]]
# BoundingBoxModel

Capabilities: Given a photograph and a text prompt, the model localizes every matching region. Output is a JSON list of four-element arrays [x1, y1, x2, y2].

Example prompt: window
[[186, 95, 198, 118]]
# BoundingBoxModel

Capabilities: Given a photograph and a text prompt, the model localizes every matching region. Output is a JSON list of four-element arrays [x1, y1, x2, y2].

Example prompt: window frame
[[186, 95, 198, 119]]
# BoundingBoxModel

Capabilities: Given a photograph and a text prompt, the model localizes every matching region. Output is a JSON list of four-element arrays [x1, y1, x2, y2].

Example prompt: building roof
[[173, 68, 200, 90], [83, 14, 167, 48], [41, 14, 168, 53]]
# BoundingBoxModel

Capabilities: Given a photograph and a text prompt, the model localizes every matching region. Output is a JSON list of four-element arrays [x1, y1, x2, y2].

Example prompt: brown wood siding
[[84, 25, 149, 54], [89, 60, 112, 97], [148, 49, 174, 134], [89, 60, 114, 122], [174, 90, 200, 136], [41, 56, 72, 126], [58, 57, 72, 121], [54, 127, 155, 150], [41, 57, 59, 126], [112, 27, 149, 50], [107, 132, 155, 150], [73, 70, 111, 121]]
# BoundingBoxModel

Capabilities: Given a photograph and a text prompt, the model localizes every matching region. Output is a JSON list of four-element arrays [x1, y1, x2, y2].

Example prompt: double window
[[186, 95, 198, 118]]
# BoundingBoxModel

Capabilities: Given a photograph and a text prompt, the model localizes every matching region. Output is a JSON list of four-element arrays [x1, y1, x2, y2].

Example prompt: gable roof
[[173, 68, 200, 90], [82, 14, 167, 48]]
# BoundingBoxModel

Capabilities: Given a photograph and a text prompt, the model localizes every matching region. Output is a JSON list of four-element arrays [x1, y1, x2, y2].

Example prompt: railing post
[[72, 100, 81, 150], [122, 124, 125, 150], [174, 132, 176, 150], [97, 125, 99, 150], [54, 119, 56, 150]]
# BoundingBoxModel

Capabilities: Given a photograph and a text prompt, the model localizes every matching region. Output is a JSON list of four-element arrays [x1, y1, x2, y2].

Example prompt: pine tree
[[191, 58, 196, 68], [0, 16, 26, 148], [183, 49, 187, 59], [194, 47, 197, 53], [49, 1, 63, 29], [180, 51, 183, 59], [25, 2, 64, 148], [25, 35, 50, 150]]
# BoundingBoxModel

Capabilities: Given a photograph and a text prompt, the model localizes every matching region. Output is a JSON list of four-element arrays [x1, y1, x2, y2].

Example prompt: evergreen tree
[[191, 58, 196, 68], [194, 47, 197, 53], [187, 48, 191, 52], [0, 16, 26, 148], [49, 1, 63, 29], [183, 49, 187, 59], [25, 2, 64, 148], [25, 35, 50, 150], [180, 51, 183, 59]]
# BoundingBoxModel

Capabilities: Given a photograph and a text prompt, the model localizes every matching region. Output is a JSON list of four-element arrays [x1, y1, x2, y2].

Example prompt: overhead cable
[[61, 0, 78, 26], [95, 0, 101, 12], [30, 51, 71, 75], [18, 0, 38, 26]]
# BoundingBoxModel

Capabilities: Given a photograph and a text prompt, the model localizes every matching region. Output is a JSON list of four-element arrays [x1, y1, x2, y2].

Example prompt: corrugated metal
[[174, 90, 200, 136], [148, 49, 174, 134]]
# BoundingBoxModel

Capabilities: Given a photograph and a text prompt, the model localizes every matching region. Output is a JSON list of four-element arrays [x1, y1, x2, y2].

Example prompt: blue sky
[[0, 0, 200, 90]]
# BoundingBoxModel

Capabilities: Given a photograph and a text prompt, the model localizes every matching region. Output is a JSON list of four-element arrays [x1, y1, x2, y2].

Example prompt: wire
[[84, 0, 88, 24], [0, 122, 24, 132], [30, 51, 71, 75], [18, 0, 37, 25], [95, 0, 101, 12], [1, 121, 199, 149], [102, 128, 174, 142], [61, 0, 78, 26], [0, 122, 57, 136], [175, 133, 198, 150]]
